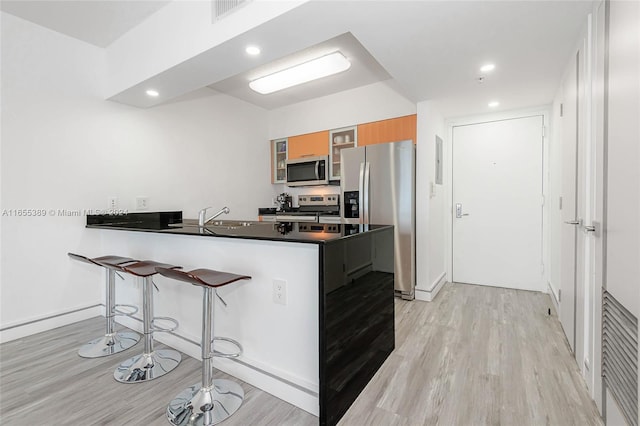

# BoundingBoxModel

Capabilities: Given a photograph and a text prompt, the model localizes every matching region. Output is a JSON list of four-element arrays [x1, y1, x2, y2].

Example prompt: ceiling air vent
[[213, 0, 251, 21]]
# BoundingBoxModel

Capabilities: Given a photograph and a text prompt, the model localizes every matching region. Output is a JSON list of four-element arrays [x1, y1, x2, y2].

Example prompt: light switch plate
[[273, 279, 287, 305], [136, 197, 149, 210], [108, 196, 118, 210]]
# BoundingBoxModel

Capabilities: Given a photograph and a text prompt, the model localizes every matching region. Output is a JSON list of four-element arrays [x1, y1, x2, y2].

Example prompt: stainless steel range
[[275, 194, 340, 223]]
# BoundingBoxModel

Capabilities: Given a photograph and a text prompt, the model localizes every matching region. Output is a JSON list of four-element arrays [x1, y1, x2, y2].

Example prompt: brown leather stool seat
[[96, 259, 183, 383], [156, 267, 250, 426], [67, 253, 140, 358]]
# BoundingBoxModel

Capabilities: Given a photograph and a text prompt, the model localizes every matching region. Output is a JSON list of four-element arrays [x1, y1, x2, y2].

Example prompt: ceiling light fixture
[[480, 63, 496, 73], [249, 51, 351, 95], [146, 89, 159, 97], [246, 45, 261, 56], [488, 101, 500, 108]]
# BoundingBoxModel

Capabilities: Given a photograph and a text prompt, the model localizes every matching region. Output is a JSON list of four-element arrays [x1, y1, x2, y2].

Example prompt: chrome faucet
[[198, 206, 230, 227]]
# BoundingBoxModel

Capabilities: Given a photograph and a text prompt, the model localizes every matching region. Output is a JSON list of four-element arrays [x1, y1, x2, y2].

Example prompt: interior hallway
[[0, 283, 601, 425]]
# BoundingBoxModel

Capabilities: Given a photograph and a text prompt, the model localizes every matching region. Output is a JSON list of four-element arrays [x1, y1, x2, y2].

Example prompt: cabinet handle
[[301, 154, 316, 157]]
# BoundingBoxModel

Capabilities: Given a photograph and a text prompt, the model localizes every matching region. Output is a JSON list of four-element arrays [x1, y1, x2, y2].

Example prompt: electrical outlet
[[273, 279, 287, 305], [136, 197, 149, 210], [108, 196, 118, 210]]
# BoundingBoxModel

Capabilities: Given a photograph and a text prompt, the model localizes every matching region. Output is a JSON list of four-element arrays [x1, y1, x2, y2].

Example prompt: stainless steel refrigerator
[[340, 140, 416, 299]]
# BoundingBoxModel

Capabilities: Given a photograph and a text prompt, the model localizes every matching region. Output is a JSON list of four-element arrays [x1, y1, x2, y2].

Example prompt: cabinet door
[[329, 126, 357, 180], [288, 131, 330, 160], [271, 138, 288, 183], [357, 114, 417, 146]]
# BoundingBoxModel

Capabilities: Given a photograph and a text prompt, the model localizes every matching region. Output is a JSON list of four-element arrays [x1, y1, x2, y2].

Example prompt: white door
[[575, 43, 587, 373], [452, 116, 544, 290], [560, 51, 580, 355]]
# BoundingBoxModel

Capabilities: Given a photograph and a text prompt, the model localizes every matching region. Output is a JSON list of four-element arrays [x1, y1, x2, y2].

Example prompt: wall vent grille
[[212, 0, 251, 21], [602, 289, 638, 426]]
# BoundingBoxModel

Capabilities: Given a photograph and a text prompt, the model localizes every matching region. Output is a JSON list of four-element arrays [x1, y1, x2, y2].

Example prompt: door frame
[[445, 108, 551, 290]]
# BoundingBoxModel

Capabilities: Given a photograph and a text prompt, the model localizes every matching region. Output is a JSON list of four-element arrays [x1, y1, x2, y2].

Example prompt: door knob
[[564, 219, 582, 226], [455, 203, 469, 218], [583, 222, 599, 236]]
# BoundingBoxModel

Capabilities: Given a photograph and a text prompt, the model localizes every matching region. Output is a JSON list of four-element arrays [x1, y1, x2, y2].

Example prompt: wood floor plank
[[1, 283, 602, 425], [339, 283, 602, 426]]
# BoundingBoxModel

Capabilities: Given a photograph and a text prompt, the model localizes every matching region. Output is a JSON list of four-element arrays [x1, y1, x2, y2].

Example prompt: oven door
[[286, 156, 328, 186]]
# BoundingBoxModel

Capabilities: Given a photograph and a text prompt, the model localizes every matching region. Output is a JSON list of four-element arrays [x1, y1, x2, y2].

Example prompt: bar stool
[[96, 259, 182, 383], [156, 267, 250, 426], [67, 253, 140, 358]]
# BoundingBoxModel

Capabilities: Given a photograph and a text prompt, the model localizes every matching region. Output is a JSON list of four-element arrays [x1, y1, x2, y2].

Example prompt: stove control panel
[[298, 194, 339, 207], [298, 223, 340, 233]]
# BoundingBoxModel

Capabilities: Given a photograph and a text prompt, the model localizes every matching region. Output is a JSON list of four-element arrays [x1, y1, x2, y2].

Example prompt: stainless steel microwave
[[286, 156, 329, 186]]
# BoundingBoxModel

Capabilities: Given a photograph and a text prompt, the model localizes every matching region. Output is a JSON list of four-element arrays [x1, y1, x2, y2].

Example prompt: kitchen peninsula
[[86, 212, 395, 426]]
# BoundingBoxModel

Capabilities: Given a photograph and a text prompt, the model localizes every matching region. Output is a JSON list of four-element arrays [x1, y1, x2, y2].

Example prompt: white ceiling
[[0, 0, 595, 118], [0, 0, 171, 48], [207, 32, 391, 110]]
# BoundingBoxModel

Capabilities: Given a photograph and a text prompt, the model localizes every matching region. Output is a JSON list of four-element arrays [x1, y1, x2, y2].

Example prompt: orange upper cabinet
[[357, 114, 417, 146], [287, 130, 330, 160]]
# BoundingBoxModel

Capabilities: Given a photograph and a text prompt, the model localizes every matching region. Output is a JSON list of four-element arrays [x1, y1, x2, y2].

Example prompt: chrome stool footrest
[[151, 316, 179, 333], [211, 336, 242, 358], [113, 303, 138, 317]]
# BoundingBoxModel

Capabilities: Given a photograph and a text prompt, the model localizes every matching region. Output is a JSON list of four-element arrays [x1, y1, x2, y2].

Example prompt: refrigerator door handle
[[358, 162, 365, 224], [363, 162, 371, 224]]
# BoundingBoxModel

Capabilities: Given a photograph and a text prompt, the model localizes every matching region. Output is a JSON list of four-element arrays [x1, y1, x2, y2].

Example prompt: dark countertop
[[86, 213, 392, 245]]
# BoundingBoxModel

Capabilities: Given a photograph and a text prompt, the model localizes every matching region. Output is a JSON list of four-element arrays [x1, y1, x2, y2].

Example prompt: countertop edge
[[85, 223, 393, 245]]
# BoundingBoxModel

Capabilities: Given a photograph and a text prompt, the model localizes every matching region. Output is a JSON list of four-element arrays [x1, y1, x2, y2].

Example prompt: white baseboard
[[547, 281, 560, 312], [0, 304, 102, 344], [415, 272, 447, 302], [114, 315, 320, 416]]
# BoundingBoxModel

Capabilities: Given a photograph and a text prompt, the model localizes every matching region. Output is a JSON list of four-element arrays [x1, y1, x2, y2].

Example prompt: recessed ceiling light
[[146, 89, 159, 97], [488, 101, 500, 108], [246, 46, 261, 56], [249, 51, 351, 95], [480, 63, 496, 73]]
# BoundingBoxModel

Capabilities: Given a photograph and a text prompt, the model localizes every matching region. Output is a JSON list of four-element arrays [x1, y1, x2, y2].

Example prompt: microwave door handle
[[315, 161, 320, 180]]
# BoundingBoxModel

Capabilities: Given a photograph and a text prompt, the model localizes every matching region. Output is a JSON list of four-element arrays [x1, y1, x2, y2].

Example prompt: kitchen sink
[[169, 220, 256, 230], [209, 220, 253, 228]]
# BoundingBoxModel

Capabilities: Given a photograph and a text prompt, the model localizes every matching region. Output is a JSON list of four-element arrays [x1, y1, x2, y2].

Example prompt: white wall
[[268, 80, 416, 139], [415, 101, 447, 300], [602, 0, 640, 423], [0, 13, 273, 339]]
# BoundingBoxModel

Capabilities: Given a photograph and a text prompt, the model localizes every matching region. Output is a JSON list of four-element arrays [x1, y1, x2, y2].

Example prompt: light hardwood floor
[[0, 283, 602, 425], [340, 283, 602, 426]]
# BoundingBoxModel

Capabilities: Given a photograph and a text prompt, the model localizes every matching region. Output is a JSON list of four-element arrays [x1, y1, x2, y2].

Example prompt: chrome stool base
[[166, 379, 244, 426], [78, 331, 140, 358], [114, 349, 181, 383]]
